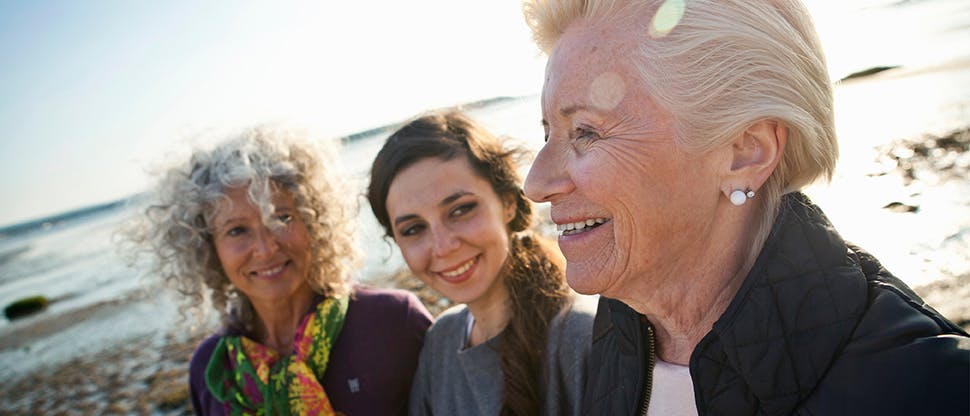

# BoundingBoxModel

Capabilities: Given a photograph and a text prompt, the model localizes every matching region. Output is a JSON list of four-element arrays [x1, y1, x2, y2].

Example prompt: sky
[[0, 0, 546, 227], [0, 0, 966, 228]]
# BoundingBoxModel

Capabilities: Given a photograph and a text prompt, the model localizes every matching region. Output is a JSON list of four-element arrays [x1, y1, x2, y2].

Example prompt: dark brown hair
[[367, 109, 570, 415]]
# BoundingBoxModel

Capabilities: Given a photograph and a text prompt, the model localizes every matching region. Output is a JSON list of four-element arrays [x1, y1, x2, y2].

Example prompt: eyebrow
[[542, 103, 594, 126], [559, 104, 589, 117], [392, 191, 473, 227], [214, 216, 246, 231]]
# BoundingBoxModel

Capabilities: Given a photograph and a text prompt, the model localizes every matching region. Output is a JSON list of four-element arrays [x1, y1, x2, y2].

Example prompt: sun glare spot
[[649, 0, 686, 38], [589, 72, 626, 111]]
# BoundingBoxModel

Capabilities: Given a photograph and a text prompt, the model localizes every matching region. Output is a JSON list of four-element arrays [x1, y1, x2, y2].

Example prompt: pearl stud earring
[[730, 189, 756, 206]]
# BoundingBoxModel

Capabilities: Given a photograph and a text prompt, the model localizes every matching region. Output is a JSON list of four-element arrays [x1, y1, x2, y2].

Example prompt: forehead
[[211, 185, 294, 217], [386, 156, 495, 213], [543, 19, 645, 113]]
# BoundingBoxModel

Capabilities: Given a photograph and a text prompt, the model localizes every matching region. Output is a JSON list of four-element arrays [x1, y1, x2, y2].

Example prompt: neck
[[250, 288, 316, 354], [618, 204, 762, 365], [465, 279, 511, 347], [637, 265, 748, 364]]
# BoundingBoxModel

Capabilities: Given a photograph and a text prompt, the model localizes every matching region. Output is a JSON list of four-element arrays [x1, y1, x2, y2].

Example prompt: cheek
[[398, 241, 431, 275], [292, 235, 312, 262], [583, 146, 680, 200], [288, 223, 312, 250], [212, 241, 237, 270], [214, 247, 245, 286], [468, 213, 511, 247], [279, 228, 311, 270], [571, 154, 630, 200]]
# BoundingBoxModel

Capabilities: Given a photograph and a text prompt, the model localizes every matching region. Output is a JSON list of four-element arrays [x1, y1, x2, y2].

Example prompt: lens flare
[[589, 71, 626, 111], [649, 0, 685, 38]]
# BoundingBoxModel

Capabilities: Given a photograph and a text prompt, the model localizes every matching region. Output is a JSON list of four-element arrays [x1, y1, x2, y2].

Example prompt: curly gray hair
[[125, 125, 358, 331]]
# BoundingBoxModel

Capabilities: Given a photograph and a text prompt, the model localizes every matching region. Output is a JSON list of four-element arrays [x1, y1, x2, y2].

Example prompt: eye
[[226, 226, 247, 237], [450, 202, 477, 218], [575, 126, 599, 141], [399, 223, 425, 237], [542, 121, 550, 143], [277, 213, 293, 224]]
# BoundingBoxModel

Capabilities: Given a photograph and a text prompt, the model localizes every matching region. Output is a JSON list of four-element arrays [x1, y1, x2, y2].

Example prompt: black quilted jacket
[[581, 192, 969, 415]]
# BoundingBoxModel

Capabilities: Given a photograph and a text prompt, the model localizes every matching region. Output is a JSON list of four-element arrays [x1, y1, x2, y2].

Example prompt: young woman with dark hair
[[367, 110, 595, 416]]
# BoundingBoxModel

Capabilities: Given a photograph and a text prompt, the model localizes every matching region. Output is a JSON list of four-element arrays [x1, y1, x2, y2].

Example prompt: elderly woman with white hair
[[521, 0, 969, 415], [127, 126, 432, 415]]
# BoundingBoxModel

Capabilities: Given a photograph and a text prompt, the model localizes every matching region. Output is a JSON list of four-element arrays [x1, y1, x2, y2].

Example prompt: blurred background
[[1, 0, 968, 413]]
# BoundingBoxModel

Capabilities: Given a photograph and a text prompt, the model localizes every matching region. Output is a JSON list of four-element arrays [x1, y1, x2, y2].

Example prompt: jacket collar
[[691, 192, 868, 414]]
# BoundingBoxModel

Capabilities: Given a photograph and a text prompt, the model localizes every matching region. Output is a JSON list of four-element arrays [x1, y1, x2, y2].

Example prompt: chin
[[565, 265, 608, 295]]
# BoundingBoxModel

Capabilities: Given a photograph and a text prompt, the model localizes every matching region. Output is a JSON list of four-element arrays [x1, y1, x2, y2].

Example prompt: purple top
[[188, 285, 433, 415]]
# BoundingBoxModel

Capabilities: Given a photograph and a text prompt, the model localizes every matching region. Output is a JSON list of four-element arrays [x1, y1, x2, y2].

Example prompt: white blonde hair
[[125, 126, 358, 331], [524, 0, 838, 245]]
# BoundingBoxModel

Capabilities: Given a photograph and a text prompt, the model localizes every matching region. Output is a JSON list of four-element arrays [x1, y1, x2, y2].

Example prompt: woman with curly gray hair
[[128, 126, 432, 415]]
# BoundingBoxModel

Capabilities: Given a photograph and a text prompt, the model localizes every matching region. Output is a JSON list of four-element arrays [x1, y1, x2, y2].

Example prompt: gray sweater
[[408, 294, 597, 416]]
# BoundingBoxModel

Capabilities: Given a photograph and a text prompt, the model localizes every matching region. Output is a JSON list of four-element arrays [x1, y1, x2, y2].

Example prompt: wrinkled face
[[524, 19, 726, 297], [386, 156, 514, 309], [210, 186, 313, 307]]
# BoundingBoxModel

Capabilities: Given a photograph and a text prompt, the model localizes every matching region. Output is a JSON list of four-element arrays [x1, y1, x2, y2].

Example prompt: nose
[[430, 225, 460, 257], [524, 139, 574, 203], [252, 226, 280, 257]]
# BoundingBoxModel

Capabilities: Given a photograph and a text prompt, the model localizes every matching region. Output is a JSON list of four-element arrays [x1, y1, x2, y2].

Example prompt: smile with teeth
[[252, 262, 286, 277], [439, 257, 477, 278], [556, 218, 608, 236]]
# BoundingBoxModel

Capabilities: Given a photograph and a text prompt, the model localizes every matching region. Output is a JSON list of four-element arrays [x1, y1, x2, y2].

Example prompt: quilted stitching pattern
[[584, 193, 968, 415], [694, 194, 867, 415]]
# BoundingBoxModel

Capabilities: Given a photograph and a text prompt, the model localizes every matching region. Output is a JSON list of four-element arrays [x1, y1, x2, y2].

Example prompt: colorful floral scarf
[[205, 296, 349, 415]]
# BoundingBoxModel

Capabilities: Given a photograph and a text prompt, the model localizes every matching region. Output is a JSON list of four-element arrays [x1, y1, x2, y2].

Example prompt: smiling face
[[524, 19, 728, 298], [385, 155, 514, 310], [210, 186, 314, 307]]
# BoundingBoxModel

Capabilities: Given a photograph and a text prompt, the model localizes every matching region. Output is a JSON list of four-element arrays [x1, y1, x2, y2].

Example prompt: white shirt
[[647, 358, 699, 416]]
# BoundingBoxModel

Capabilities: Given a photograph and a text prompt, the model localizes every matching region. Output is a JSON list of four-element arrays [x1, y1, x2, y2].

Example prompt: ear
[[502, 193, 518, 225], [722, 119, 787, 195]]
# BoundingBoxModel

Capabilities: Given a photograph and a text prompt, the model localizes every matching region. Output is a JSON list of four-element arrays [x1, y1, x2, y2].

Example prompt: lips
[[555, 218, 609, 236], [435, 255, 479, 284], [249, 261, 289, 279]]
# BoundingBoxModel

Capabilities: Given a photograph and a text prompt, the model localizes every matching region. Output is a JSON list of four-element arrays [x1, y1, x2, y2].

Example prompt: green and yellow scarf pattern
[[205, 296, 349, 415]]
